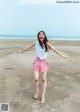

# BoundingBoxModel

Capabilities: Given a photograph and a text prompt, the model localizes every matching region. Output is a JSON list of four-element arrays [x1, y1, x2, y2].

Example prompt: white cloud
[[19, 0, 56, 5]]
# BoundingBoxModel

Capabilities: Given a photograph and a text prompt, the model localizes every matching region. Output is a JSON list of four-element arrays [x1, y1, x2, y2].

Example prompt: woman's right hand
[[16, 51, 22, 54]]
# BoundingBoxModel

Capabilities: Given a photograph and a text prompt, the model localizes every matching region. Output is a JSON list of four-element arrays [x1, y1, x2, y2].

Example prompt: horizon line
[[0, 34, 80, 38]]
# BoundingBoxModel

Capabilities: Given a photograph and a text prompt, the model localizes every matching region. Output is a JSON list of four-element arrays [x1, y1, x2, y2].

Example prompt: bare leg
[[41, 71, 47, 103], [33, 70, 39, 98]]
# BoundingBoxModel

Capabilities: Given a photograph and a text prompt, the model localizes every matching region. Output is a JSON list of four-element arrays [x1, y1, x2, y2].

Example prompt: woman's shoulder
[[46, 41, 50, 46], [35, 40, 39, 44], [46, 41, 53, 45], [46, 41, 52, 49], [32, 40, 37, 44], [33, 40, 38, 46]]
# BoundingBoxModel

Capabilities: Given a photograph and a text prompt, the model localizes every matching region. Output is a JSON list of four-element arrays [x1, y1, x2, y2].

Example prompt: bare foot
[[33, 90, 39, 99], [40, 97, 45, 104]]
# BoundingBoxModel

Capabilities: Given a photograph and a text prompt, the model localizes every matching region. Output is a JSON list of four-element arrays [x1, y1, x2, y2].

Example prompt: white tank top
[[35, 40, 48, 60]]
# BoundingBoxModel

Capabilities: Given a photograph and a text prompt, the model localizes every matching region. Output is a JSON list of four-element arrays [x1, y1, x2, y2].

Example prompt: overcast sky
[[0, 0, 80, 37]]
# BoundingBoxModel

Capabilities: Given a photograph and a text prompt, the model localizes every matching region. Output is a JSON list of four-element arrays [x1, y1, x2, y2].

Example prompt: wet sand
[[0, 39, 80, 112]]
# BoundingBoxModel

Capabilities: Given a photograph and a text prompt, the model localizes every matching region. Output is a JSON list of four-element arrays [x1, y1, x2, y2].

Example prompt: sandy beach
[[0, 39, 80, 112]]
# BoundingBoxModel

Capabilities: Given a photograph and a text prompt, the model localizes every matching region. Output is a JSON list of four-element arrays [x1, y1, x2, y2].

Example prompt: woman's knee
[[42, 79, 47, 83], [35, 79, 39, 82]]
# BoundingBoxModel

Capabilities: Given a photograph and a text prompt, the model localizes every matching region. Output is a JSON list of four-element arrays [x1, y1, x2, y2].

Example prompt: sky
[[0, 0, 80, 37]]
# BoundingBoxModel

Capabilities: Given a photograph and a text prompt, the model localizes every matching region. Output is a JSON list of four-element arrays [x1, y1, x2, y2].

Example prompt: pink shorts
[[33, 57, 49, 73]]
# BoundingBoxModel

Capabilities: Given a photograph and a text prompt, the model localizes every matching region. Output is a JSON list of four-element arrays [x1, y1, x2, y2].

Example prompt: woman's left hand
[[62, 55, 69, 59]]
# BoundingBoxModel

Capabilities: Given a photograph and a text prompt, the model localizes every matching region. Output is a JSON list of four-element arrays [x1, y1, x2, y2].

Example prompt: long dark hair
[[37, 31, 48, 52]]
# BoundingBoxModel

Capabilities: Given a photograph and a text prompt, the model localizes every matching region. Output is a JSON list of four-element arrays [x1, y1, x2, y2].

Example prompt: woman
[[17, 31, 68, 104]]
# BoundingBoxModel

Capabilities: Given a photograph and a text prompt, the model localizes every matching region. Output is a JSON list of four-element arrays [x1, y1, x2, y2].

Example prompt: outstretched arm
[[16, 41, 36, 53], [47, 42, 68, 59]]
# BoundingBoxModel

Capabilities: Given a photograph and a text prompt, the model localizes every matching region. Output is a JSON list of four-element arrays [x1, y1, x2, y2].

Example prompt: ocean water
[[0, 35, 80, 40]]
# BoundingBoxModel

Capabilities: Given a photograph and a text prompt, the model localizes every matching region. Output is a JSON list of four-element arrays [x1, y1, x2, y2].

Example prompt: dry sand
[[0, 39, 80, 112]]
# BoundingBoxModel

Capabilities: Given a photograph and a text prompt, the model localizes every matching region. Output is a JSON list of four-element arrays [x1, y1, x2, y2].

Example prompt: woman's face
[[38, 32, 45, 42]]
